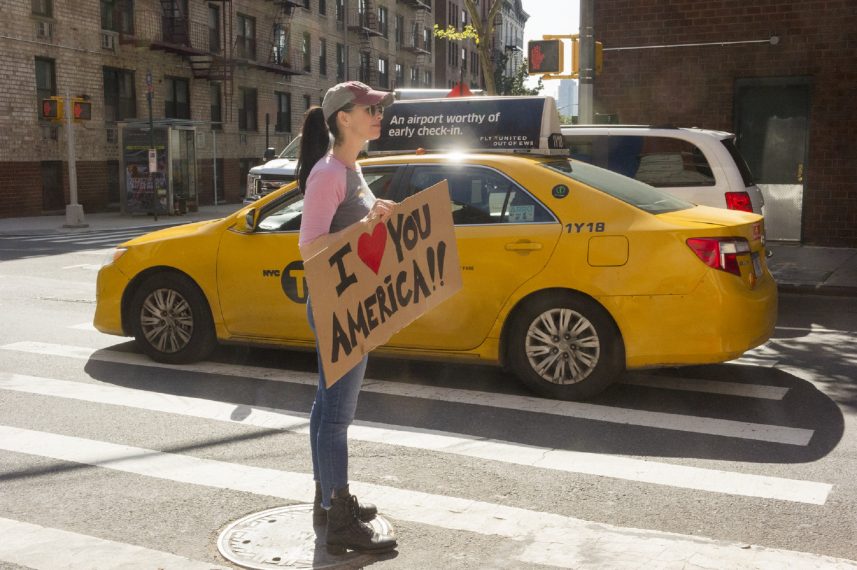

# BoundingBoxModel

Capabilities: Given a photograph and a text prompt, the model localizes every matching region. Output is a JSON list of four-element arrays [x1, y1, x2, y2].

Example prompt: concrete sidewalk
[[0, 204, 855, 296]]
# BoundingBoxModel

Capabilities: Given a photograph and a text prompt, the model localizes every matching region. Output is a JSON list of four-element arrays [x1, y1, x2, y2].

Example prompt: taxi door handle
[[505, 241, 543, 251]]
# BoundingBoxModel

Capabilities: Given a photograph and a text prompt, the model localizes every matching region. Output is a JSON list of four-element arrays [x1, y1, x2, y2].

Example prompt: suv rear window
[[542, 159, 693, 214], [564, 134, 716, 188], [721, 138, 755, 187]]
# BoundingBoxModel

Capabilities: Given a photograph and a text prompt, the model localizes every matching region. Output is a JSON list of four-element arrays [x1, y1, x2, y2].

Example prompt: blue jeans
[[306, 297, 368, 508]]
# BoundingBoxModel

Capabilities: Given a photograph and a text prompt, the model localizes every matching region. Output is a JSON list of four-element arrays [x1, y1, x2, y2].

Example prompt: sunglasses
[[361, 104, 386, 116]]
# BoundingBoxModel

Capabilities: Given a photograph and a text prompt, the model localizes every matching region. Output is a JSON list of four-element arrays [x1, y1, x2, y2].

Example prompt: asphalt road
[[1, 231, 856, 569]]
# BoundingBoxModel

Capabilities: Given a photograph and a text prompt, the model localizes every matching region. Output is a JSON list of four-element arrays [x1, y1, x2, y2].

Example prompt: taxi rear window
[[542, 159, 693, 214]]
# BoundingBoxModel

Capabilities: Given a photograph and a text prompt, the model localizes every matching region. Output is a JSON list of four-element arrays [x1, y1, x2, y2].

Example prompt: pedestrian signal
[[41, 98, 62, 120], [527, 40, 563, 75], [72, 99, 92, 120]]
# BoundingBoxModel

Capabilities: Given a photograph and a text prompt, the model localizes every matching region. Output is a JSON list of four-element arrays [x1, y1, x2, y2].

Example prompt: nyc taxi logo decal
[[262, 261, 308, 304]]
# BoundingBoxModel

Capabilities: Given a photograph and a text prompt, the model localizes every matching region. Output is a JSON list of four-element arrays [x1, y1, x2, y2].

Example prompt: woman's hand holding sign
[[367, 198, 397, 223]]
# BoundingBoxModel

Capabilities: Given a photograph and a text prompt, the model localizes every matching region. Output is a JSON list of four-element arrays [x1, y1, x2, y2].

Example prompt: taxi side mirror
[[243, 208, 257, 232]]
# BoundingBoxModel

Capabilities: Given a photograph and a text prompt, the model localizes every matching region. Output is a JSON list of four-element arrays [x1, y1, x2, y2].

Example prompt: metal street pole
[[212, 129, 218, 206], [63, 90, 87, 227], [146, 70, 157, 221], [579, 0, 595, 123]]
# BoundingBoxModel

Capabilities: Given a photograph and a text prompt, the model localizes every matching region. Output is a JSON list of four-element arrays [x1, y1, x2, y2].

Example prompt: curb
[[777, 283, 857, 297]]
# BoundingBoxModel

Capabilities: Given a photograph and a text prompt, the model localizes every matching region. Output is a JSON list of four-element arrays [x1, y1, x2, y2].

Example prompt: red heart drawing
[[357, 222, 388, 274]]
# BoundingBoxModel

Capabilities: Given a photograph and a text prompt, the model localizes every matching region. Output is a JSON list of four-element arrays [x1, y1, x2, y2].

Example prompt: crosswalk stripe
[[69, 322, 98, 331], [0, 341, 816, 446], [0, 372, 830, 504], [623, 373, 790, 400], [1, 426, 853, 569], [0, 517, 229, 570]]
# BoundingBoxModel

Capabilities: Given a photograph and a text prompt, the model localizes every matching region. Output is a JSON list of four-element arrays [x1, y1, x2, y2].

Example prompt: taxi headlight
[[101, 247, 127, 268]]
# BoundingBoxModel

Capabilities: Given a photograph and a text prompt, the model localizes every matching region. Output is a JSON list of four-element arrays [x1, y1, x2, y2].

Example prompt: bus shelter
[[118, 120, 199, 216]]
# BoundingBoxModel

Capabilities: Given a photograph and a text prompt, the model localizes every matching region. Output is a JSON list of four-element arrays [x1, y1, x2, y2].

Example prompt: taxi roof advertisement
[[371, 97, 551, 153]]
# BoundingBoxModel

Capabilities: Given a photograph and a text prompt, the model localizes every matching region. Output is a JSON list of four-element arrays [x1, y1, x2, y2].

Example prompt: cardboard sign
[[303, 181, 462, 386]]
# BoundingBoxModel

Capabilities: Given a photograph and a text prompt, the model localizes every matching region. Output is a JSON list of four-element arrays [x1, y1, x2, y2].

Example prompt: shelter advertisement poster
[[122, 127, 168, 215], [303, 181, 462, 386]]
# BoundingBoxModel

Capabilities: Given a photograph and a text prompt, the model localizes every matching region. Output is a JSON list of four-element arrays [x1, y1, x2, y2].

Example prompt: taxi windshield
[[278, 136, 302, 159], [542, 159, 693, 214]]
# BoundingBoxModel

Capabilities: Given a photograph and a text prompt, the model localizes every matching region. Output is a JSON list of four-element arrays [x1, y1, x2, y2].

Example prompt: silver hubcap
[[525, 308, 600, 385], [140, 288, 193, 354]]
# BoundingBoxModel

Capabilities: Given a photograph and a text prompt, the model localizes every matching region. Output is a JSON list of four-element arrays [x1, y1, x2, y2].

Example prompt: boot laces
[[349, 496, 373, 537]]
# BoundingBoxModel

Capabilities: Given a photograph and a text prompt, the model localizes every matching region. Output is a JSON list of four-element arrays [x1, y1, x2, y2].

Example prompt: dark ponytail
[[297, 105, 351, 193], [297, 107, 329, 193]]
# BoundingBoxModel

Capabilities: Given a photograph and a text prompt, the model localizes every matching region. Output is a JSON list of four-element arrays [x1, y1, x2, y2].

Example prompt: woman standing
[[297, 81, 397, 556]]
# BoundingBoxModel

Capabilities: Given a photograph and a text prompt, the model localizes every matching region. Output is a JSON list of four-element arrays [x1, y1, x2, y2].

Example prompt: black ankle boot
[[313, 481, 378, 525], [325, 486, 396, 555]]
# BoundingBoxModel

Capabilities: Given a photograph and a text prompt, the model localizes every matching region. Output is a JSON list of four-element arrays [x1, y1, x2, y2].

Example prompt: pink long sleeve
[[298, 158, 347, 247]]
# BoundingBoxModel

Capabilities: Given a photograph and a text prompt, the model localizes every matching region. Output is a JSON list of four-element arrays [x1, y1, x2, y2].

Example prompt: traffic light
[[72, 99, 92, 120], [572, 40, 604, 76], [528, 40, 563, 75], [42, 97, 63, 120]]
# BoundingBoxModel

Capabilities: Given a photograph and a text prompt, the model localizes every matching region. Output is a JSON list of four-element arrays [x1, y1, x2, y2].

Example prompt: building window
[[302, 32, 311, 72], [359, 51, 371, 83], [336, 43, 346, 82], [378, 57, 388, 88], [236, 14, 256, 59], [319, 0, 326, 15], [319, 38, 327, 76], [304, 94, 311, 111], [272, 24, 288, 65], [103, 67, 136, 122], [35, 58, 55, 120], [165, 76, 189, 119], [238, 87, 257, 131], [378, 6, 388, 38], [461, 47, 467, 71], [210, 83, 222, 130], [275, 92, 291, 132], [395, 15, 403, 47], [395, 63, 403, 86], [303, 0, 310, 8], [424, 27, 431, 52], [410, 67, 417, 85], [336, 0, 344, 22], [101, 0, 133, 34], [208, 4, 221, 53], [425, 70, 431, 86], [32, 0, 52, 17]]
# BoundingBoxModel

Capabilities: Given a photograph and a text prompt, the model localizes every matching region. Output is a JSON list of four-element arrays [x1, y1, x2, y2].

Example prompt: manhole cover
[[217, 504, 395, 569]]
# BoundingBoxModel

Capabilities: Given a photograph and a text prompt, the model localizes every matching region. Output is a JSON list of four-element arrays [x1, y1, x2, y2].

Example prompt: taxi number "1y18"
[[566, 222, 605, 233]]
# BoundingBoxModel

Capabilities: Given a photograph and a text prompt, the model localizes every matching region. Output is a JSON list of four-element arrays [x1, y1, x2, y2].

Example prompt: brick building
[[593, 0, 857, 246], [0, 0, 438, 218]]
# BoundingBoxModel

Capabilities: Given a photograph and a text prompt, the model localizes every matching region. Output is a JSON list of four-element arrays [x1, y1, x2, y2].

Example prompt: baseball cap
[[322, 81, 394, 122]]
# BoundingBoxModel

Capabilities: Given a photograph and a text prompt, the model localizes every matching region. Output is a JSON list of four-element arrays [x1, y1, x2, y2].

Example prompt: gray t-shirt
[[299, 153, 376, 246]]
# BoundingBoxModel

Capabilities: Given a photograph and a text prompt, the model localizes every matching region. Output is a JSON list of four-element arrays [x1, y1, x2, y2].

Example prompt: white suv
[[561, 125, 765, 215]]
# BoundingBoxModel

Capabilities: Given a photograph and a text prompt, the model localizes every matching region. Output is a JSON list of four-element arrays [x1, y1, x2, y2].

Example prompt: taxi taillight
[[686, 237, 750, 276], [725, 191, 753, 212]]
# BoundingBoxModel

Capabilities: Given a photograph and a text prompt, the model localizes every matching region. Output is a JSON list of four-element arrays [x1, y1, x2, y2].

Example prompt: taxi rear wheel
[[129, 272, 216, 364], [508, 293, 624, 400]]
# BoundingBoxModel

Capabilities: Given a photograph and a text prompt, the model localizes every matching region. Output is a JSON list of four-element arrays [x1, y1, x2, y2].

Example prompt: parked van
[[561, 125, 765, 215]]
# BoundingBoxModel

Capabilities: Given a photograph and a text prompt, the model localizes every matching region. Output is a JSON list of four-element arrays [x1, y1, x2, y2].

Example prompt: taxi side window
[[408, 165, 552, 225], [255, 167, 399, 233]]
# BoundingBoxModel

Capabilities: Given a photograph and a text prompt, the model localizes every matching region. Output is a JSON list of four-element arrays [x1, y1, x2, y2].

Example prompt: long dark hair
[[297, 105, 350, 192]]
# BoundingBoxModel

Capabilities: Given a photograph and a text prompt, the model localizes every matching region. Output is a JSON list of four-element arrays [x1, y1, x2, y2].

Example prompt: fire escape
[[348, 0, 383, 85], [400, 0, 431, 83], [122, 0, 305, 124]]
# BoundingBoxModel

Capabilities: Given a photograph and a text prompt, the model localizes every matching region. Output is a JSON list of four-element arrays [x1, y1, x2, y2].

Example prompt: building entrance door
[[734, 78, 811, 241]]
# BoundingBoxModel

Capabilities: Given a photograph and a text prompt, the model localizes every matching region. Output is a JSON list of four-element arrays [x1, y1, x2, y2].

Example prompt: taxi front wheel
[[508, 293, 624, 401], [129, 272, 216, 364]]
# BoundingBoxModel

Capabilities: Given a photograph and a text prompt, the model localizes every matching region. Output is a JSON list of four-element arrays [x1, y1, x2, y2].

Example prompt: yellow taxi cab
[[94, 96, 777, 400]]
